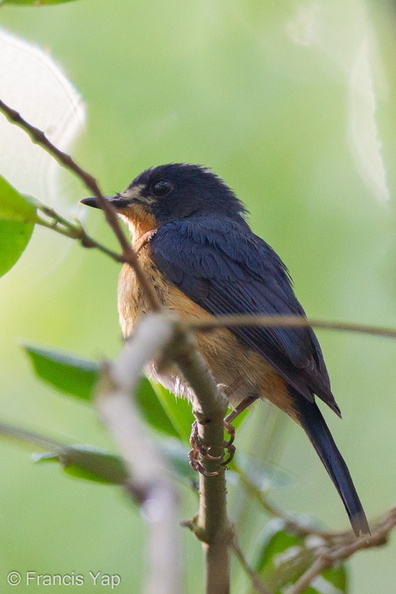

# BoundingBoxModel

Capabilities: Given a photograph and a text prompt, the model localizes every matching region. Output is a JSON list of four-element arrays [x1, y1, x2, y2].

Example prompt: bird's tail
[[292, 390, 369, 536]]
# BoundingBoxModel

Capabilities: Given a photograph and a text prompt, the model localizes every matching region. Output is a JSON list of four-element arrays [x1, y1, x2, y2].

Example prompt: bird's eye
[[151, 179, 173, 197]]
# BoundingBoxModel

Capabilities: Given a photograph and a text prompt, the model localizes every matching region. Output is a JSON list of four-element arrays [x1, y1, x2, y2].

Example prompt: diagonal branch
[[290, 506, 396, 594], [96, 313, 182, 594], [0, 97, 161, 312], [231, 538, 271, 594]]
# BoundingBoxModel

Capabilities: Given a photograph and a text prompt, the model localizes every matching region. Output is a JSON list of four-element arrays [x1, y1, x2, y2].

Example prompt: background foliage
[[0, 0, 396, 592]]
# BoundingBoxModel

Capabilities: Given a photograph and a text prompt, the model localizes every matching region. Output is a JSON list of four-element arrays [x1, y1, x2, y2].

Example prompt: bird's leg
[[221, 394, 260, 466], [189, 389, 260, 474], [225, 393, 259, 424]]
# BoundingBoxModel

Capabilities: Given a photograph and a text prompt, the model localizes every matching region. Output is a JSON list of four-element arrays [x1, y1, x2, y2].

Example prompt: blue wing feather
[[152, 216, 337, 411]]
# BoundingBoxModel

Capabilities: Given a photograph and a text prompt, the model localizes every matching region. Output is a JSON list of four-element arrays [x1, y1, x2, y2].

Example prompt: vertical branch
[[198, 457, 231, 594], [165, 324, 232, 594]]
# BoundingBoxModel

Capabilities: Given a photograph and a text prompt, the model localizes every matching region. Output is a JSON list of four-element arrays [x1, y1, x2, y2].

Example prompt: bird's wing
[[151, 217, 338, 412]]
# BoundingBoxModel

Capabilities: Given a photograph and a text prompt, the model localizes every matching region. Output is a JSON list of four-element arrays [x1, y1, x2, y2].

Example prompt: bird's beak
[[80, 195, 131, 210]]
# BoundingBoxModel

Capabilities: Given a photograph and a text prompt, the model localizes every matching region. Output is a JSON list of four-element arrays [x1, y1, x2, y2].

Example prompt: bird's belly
[[118, 255, 291, 412]]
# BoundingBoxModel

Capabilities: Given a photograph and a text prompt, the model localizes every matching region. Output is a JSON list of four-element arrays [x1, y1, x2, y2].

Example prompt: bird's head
[[80, 163, 247, 236]]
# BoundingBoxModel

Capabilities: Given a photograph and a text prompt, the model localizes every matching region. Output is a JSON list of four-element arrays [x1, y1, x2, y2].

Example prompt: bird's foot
[[188, 421, 220, 476], [188, 419, 237, 474]]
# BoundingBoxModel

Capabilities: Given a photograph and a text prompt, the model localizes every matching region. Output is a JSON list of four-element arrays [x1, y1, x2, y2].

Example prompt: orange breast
[[118, 242, 296, 416]]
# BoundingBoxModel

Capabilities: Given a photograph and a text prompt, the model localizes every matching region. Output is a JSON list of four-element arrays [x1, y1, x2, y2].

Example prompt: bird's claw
[[188, 448, 219, 476], [188, 419, 237, 474], [189, 422, 220, 475]]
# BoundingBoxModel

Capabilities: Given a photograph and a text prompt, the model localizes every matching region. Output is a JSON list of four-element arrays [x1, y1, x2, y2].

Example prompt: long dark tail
[[292, 390, 369, 536]]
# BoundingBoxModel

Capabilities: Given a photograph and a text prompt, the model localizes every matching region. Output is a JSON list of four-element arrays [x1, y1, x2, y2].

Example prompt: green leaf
[[22, 343, 192, 440], [0, 219, 35, 277], [321, 565, 347, 591], [33, 440, 196, 488], [0, 176, 37, 277], [22, 343, 99, 401], [136, 378, 187, 439], [33, 446, 128, 485], [254, 519, 306, 575], [252, 519, 348, 593], [0, 175, 37, 223], [151, 383, 193, 442]]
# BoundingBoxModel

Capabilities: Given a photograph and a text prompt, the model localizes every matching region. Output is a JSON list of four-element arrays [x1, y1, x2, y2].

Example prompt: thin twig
[[36, 212, 124, 262], [290, 506, 396, 594], [231, 538, 271, 594], [186, 314, 396, 340], [0, 97, 161, 312]]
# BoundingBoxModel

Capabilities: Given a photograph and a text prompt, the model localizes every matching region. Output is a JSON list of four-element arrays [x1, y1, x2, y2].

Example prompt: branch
[[186, 314, 396, 340], [36, 208, 124, 263], [96, 313, 182, 594], [290, 506, 396, 594], [161, 320, 232, 594], [0, 98, 161, 312]]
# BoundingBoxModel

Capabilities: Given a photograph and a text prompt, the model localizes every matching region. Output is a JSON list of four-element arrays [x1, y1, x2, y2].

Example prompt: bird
[[81, 162, 369, 536]]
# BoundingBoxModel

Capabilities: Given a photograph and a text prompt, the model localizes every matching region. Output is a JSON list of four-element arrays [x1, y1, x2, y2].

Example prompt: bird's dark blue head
[[81, 163, 248, 227]]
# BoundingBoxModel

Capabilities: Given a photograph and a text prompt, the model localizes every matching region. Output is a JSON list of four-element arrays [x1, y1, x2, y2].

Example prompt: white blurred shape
[[285, 1, 320, 48], [311, 575, 343, 594], [348, 40, 389, 202], [0, 28, 85, 204], [286, 1, 389, 203]]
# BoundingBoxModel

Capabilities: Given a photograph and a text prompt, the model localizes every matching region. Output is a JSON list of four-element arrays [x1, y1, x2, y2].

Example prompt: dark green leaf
[[22, 343, 99, 400]]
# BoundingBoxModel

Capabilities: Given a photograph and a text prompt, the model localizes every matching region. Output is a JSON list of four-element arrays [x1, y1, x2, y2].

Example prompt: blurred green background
[[1, 0, 396, 592]]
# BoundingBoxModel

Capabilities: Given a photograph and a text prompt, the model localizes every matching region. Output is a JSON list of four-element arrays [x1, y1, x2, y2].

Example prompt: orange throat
[[119, 203, 159, 251]]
